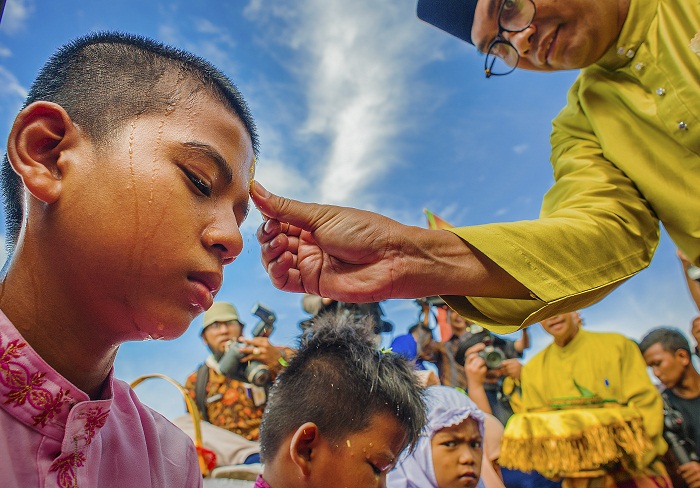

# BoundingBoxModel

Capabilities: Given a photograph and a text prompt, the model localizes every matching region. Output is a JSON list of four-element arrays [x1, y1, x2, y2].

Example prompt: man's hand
[[691, 315, 700, 350], [252, 181, 409, 302], [463, 343, 492, 414], [251, 181, 530, 303], [464, 343, 488, 387], [501, 358, 523, 381], [238, 337, 282, 372], [678, 461, 700, 487]]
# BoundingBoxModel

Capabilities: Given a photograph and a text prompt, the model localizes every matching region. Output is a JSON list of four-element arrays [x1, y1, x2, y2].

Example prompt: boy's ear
[[6, 101, 80, 204], [675, 348, 691, 366], [289, 422, 321, 476]]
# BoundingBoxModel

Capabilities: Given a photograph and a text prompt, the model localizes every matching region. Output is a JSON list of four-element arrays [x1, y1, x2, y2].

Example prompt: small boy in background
[[0, 32, 258, 487], [257, 312, 427, 488]]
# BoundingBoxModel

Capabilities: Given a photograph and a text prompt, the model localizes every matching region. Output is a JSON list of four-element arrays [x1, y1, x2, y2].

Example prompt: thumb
[[251, 180, 330, 232]]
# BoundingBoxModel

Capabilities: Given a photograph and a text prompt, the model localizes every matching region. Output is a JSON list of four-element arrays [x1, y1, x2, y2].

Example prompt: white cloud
[[0, 0, 34, 34], [0, 46, 11, 58], [245, 0, 444, 207], [512, 143, 529, 154], [157, 17, 240, 79], [0, 66, 27, 100]]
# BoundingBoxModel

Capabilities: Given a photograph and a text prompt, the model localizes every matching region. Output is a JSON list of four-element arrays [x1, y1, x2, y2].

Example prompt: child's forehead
[[436, 416, 481, 436]]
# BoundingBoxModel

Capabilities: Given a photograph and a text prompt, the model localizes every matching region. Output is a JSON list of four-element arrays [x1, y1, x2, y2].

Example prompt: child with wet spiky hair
[[0, 31, 258, 487], [257, 312, 427, 488]]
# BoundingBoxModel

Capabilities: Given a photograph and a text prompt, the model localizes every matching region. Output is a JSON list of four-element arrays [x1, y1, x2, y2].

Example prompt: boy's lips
[[190, 271, 223, 293], [457, 471, 478, 486], [188, 271, 223, 310]]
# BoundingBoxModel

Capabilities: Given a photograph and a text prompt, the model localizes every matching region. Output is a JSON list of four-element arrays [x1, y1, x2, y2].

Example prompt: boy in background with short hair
[[0, 31, 258, 487], [257, 312, 427, 488]]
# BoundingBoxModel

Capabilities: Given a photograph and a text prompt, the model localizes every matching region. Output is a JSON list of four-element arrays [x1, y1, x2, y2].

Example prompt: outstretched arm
[[251, 181, 530, 303], [514, 328, 530, 353]]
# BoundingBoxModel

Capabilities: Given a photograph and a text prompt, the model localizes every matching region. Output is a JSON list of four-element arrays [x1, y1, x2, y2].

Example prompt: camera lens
[[246, 362, 272, 386]]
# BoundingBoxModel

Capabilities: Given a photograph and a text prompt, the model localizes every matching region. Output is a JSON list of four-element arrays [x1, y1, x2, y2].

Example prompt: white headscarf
[[387, 386, 486, 488]]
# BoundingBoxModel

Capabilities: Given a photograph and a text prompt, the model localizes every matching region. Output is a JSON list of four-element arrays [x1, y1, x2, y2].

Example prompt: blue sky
[[1, 0, 697, 420]]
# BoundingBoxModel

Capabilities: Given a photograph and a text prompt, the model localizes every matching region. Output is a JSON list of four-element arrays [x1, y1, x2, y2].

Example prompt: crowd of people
[[1, 0, 699, 483], [180, 290, 699, 487]]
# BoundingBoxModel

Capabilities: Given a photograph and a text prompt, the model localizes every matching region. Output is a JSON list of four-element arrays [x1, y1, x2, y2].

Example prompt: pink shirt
[[254, 474, 271, 488], [0, 310, 203, 488]]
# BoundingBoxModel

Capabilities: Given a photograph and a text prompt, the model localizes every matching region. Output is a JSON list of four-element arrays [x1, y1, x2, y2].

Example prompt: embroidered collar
[[0, 309, 114, 439]]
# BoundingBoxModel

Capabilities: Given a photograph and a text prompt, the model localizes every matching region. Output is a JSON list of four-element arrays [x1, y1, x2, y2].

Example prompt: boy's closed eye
[[182, 167, 212, 197]]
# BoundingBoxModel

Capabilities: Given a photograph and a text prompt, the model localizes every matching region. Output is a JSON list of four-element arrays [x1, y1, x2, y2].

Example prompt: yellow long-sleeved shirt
[[520, 329, 666, 466], [444, 0, 700, 331]]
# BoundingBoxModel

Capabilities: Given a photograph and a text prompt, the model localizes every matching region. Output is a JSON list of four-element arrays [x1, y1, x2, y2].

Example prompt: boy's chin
[[133, 316, 193, 342]]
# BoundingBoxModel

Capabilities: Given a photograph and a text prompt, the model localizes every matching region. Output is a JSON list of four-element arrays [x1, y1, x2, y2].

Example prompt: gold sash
[[500, 406, 652, 479]]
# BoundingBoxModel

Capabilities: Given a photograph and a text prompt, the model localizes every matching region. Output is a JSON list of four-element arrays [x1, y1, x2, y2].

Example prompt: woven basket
[[130, 373, 214, 477]]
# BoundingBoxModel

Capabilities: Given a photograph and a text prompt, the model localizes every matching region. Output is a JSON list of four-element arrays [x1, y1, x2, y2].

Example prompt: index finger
[[465, 343, 486, 355], [251, 180, 332, 233]]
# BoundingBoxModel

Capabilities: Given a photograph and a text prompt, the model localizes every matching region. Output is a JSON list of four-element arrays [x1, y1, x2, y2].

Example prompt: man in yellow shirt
[[517, 312, 668, 486], [251, 0, 700, 332]]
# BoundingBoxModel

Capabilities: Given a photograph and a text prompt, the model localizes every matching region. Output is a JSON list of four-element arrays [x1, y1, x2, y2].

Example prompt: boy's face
[[431, 417, 483, 488], [449, 312, 469, 335], [57, 90, 254, 342], [643, 343, 689, 390], [310, 410, 408, 488], [540, 312, 580, 345]]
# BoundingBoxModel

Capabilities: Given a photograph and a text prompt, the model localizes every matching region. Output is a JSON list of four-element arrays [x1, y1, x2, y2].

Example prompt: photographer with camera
[[184, 301, 293, 446], [640, 327, 700, 487], [444, 310, 529, 425]]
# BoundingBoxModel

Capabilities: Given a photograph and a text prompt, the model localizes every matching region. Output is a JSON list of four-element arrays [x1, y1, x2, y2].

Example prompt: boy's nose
[[459, 447, 476, 465], [203, 211, 244, 265]]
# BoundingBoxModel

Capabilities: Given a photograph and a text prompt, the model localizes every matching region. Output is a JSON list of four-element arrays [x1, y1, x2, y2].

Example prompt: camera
[[478, 344, 507, 369], [455, 331, 506, 369], [662, 394, 699, 465], [252, 303, 276, 338], [218, 304, 277, 387], [299, 301, 393, 335], [415, 296, 447, 307]]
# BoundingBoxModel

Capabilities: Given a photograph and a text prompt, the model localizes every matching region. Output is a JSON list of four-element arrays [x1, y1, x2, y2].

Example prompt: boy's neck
[[0, 259, 118, 400], [262, 458, 302, 488], [673, 366, 700, 399]]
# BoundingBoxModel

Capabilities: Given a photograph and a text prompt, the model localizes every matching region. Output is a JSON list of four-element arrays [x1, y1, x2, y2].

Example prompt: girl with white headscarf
[[388, 385, 486, 488]]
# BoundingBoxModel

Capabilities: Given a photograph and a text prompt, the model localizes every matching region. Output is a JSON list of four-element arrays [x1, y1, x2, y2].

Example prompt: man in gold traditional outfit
[[508, 312, 669, 487]]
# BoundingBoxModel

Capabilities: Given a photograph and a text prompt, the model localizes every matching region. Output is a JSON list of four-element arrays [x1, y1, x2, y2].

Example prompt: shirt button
[[634, 62, 644, 71], [617, 47, 626, 55], [656, 87, 666, 96], [678, 121, 689, 130], [626, 49, 635, 58]]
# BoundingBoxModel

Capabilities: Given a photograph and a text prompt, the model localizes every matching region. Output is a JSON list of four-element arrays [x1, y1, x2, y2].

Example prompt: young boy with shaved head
[[1, 32, 258, 487]]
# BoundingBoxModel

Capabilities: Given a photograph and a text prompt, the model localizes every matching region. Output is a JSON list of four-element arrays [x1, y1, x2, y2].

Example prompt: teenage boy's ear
[[6, 101, 81, 204], [289, 422, 322, 476]]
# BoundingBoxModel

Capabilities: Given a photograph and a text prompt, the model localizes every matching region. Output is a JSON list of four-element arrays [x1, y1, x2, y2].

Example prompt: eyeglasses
[[484, 0, 536, 78], [207, 320, 242, 331]]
